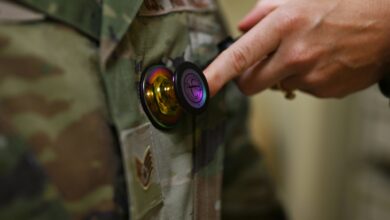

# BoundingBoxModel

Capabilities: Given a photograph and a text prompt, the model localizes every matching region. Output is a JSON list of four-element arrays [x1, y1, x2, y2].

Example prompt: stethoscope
[[139, 37, 235, 130]]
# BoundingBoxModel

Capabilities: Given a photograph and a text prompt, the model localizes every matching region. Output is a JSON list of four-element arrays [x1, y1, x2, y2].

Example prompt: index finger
[[204, 12, 282, 97]]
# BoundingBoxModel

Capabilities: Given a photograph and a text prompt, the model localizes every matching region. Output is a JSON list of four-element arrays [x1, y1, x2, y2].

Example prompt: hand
[[205, 0, 390, 98]]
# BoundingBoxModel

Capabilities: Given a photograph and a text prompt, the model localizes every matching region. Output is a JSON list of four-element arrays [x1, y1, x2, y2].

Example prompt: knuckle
[[285, 44, 318, 67], [278, 8, 307, 31], [301, 73, 325, 87], [286, 45, 306, 66], [301, 73, 332, 98], [226, 47, 250, 74], [258, 0, 282, 8]]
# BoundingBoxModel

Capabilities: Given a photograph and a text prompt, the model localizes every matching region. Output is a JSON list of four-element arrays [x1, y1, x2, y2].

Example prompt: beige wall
[[217, 1, 354, 220]]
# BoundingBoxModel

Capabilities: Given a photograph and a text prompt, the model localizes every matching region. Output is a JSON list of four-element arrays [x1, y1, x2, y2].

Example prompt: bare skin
[[204, 0, 390, 98]]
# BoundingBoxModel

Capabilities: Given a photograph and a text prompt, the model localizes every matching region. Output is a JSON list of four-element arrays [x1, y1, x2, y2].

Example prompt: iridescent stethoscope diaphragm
[[174, 62, 209, 114], [139, 62, 209, 130]]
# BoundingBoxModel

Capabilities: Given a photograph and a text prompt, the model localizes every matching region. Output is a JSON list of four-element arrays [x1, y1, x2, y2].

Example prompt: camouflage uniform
[[0, 0, 284, 219]]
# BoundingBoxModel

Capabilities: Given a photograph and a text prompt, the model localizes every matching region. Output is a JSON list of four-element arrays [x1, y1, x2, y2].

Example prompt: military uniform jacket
[[0, 0, 283, 220]]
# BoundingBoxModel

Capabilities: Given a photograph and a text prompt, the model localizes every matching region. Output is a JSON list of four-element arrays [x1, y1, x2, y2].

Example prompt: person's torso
[[0, 1, 246, 219]]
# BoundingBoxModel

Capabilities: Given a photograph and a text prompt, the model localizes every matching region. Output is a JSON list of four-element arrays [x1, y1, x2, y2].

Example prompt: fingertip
[[238, 11, 260, 32], [204, 67, 219, 97], [238, 1, 278, 32], [238, 21, 251, 32]]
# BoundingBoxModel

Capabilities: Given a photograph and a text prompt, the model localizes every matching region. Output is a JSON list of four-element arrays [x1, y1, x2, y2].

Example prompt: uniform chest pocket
[[120, 122, 194, 220]]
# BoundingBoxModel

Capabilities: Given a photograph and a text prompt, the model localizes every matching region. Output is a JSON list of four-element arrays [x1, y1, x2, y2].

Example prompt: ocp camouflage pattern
[[0, 0, 284, 220]]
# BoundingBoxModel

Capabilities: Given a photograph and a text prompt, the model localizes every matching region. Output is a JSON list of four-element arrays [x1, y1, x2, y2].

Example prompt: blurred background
[[218, 1, 390, 220]]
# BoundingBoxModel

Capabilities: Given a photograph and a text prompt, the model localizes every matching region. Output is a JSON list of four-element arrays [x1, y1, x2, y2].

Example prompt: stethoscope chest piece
[[174, 62, 209, 114], [140, 62, 209, 130]]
